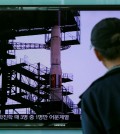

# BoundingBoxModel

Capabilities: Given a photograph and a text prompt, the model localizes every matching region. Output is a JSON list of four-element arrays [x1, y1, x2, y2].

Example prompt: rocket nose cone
[[51, 25, 61, 37]]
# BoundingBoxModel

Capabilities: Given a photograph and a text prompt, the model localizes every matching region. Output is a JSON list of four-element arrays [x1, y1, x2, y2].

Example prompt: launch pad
[[0, 9, 81, 129]]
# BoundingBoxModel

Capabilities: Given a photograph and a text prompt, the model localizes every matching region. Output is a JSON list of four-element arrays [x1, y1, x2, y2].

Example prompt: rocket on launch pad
[[50, 25, 62, 101]]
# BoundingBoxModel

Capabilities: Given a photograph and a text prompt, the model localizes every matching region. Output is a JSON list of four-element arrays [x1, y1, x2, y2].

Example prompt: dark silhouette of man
[[78, 18, 120, 134]]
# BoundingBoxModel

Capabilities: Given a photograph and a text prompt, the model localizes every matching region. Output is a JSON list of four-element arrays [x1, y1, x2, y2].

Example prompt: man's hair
[[96, 45, 120, 60], [91, 17, 120, 60]]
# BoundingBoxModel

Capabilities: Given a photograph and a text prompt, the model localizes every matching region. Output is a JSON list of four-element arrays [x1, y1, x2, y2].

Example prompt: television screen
[[0, 6, 119, 129]]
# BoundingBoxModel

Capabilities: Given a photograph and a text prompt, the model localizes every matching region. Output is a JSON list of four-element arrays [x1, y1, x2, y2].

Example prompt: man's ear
[[94, 48, 103, 61]]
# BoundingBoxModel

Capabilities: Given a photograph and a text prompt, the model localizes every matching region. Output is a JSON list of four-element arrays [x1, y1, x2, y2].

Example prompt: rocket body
[[50, 25, 62, 101]]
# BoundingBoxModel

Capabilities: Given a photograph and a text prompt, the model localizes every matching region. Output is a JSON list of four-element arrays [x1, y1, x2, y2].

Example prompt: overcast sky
[[6, 11, 120, 105]]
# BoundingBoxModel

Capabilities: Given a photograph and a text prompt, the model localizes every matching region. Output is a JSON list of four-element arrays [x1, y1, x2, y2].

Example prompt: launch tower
[[0, 9, 81, 128]]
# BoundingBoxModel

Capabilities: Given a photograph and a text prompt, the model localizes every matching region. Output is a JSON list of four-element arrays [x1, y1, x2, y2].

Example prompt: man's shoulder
[[80, 68, 120, 99], [84, 76, 104, 94], [79, 76, 104, 99], [87, 75, 105, 90]]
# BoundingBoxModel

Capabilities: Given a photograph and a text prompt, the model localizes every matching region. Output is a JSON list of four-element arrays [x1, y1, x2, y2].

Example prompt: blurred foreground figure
[[79, 18, 120, 134]]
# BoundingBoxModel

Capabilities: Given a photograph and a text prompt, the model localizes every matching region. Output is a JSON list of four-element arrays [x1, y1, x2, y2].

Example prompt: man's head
[[91, 17, 120, 68]]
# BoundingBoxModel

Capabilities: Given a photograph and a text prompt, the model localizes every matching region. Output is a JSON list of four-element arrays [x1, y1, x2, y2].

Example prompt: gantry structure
[[0, 10, 81, 126]]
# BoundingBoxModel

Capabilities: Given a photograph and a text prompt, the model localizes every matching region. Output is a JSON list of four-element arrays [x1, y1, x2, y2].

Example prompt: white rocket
[[50, 25, 62, 101]]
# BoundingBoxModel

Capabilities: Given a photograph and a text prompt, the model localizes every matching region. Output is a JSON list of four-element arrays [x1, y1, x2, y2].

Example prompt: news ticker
[[0, 114, 80, 122], [0, 114, 81, 129]]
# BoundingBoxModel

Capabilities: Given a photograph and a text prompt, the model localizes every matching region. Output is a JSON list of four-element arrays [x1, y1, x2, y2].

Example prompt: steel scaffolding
[[0, 10, 80, 118]]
